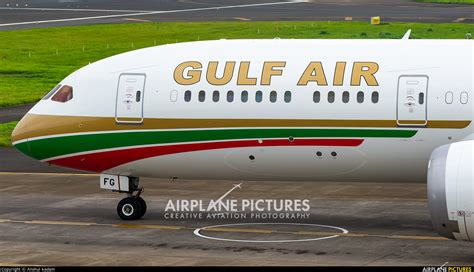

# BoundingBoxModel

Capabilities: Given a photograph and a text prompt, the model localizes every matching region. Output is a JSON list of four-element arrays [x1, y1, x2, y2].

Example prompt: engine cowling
[[428, 140, 473, 241]]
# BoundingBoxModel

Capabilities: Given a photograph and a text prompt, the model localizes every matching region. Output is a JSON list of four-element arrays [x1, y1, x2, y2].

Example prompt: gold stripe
[[427, 121, 472, 129], [116, 117, 143, 122], [398, 120, 427, 125], [11, 114, 471, 143]]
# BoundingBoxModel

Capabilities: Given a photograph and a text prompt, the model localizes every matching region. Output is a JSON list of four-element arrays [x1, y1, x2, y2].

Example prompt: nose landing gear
[[99, 174, 147, 220]]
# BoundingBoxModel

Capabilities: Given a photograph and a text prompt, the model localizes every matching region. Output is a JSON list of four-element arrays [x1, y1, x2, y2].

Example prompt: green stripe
[[15, 128, 417, 160]]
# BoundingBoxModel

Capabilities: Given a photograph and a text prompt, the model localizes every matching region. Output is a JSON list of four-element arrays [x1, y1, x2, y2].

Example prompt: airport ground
[[0, 172, 473, 266], [0, 0, 473, 31]]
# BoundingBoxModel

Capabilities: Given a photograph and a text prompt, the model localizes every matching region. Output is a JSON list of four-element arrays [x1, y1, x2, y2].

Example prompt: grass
[[0, 121, 17, 147], [416, 0, 474, 4], [0, 21, 472, 108]]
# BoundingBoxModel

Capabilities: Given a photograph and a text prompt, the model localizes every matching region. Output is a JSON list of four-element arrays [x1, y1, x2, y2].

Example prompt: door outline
[[115, 73, 146, 124], [396, 74, 429, 127]]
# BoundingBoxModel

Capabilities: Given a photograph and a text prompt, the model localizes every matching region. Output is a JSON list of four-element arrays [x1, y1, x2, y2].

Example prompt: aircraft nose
[[11, 113, 42, 159]]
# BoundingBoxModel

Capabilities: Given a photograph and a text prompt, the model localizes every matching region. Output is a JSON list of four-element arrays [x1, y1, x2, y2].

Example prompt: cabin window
[[372, 91, 379, 103], [313, 91, 320, 103], [328, 91, 335, 103], [43, 84, 62, 100], [241, 91, 248, 102], [184, 90, 192, 102], [198, 90, 205, 102], [357, 91, 364, 103], [342, 91, 350, 103], [170, 90, 178, 102], [256, 91, 263, 103], [270, 91, 277, 103], [51, 85, 73, 103], [284, 91, 291, 103], [212, 91, 220, 102], [227, 91, 234, 102], [460, 91, 468, 104], [418, 92, 424, 105], [445, 91, 453, 104]]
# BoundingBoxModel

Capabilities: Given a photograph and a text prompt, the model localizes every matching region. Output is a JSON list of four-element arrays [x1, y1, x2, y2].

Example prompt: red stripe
[[48, 138, 364, 173]]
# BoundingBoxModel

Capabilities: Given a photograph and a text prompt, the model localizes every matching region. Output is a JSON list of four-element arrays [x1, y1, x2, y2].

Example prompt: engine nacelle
[[428, 140, 473, 241]]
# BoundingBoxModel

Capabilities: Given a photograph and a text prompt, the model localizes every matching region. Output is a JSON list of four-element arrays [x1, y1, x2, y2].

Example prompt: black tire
[[117, 197, 142, 220], [136, 196, 147, 219]]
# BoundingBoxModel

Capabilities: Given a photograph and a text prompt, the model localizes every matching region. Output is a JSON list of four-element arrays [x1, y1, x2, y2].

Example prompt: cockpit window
[[42, 84, 62, 100], [51, 85, 73, 103]]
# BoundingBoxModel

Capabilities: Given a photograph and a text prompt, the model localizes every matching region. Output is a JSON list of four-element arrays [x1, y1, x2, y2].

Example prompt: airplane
[[10, 37, 473, 242]]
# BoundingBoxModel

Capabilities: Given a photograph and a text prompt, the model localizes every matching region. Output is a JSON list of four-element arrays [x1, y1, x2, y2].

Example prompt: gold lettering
[[297, 62, 328, 86], [174, 61, 202, 85], [207, 61, 235, 85], [237, 61, 257, 85], [261, 61, 286, 85], [333, 62, 346, 86], [351, 62, 379, 86]]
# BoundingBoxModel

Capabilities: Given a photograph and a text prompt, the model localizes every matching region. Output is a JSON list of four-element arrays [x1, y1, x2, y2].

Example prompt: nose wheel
[[117, 196, 147, 220], [117, 187, 147, 220], [99, 174, 148, 220]]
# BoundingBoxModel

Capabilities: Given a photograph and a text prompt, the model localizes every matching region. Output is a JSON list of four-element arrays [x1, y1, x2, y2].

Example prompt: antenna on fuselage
[[402, 29, 411, 40]]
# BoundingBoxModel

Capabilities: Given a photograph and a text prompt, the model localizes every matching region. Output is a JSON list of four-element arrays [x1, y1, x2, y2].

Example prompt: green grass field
[[416, 0, 474, 4], [0, 21, 472, 108], [0, 121, 17, 147]]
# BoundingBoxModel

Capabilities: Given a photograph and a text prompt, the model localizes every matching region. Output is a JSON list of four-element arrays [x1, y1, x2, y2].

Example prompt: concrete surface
[[0, 0, 473, 30], [0, 147, 84, 173], [0, 172, 472, 266], [0, 103, 33, 123]]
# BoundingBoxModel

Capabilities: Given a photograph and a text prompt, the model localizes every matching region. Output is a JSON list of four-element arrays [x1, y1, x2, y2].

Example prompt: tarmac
[[0, 171, 473, 266], [0, 0, 473, 30]]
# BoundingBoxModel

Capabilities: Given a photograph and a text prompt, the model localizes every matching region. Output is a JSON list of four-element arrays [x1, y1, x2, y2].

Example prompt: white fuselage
[[13, 39, 473, 182]]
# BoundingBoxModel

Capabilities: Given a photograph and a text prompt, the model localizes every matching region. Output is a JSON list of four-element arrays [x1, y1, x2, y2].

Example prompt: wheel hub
[[122, 203, 134, 216]]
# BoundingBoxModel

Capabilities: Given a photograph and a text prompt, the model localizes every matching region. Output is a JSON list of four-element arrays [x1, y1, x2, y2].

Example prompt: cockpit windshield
[[42, 84, 62, 100], [51, 85, 73, 103]]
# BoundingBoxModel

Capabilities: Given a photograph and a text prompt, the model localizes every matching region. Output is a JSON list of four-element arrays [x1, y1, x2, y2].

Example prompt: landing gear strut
[[116, 178, 147, 220]]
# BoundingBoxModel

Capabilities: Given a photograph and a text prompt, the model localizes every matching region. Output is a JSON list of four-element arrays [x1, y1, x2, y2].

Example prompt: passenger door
[[397, 75, 428, 127], [115, 73, 146, 124]]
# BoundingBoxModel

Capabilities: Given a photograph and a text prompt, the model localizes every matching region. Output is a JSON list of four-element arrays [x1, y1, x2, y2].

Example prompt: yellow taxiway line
[[0, 218, 449, 241], [124, 18, 152, 22], [453, 18, 466, 23], [233, 17, 251, 21], [0, 263, 42, 267]]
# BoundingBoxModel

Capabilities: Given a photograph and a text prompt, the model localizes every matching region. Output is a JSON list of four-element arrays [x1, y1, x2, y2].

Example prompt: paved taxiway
[[0, 171, 473, 266], [0, 0, 473, 30]]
